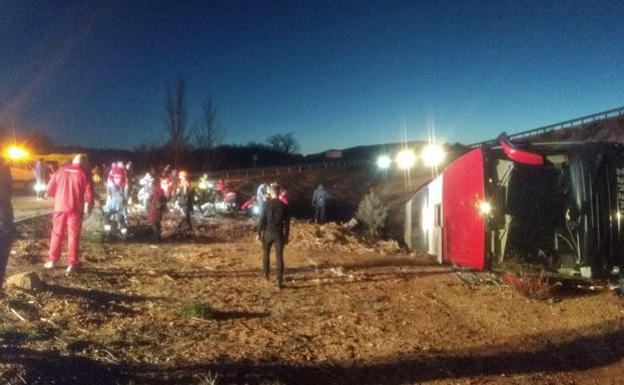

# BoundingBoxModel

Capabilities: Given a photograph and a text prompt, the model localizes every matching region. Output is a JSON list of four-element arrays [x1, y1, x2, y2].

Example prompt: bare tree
[[266, 132, 301, 154], [193, 97, 224, 152], [164, 79, 189, 167]]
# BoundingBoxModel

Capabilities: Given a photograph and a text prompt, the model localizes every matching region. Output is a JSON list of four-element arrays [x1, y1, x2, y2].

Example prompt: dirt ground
[[1, 168, 624, 384]]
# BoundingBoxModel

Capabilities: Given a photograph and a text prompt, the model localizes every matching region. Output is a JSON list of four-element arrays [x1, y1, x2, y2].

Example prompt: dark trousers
[[0, 232, 13, 286], [151, 222, 161, 242], [176, 210, 192, 233], [103, 210, 128, 229], [262, 232, 284, 286], [314, 204, 326, 223]]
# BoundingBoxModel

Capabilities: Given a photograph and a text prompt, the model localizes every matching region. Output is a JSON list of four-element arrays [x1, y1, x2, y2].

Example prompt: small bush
[[199, 372, 219, 385], [355, 191, 388, 237], [182, 300, 215, 320]]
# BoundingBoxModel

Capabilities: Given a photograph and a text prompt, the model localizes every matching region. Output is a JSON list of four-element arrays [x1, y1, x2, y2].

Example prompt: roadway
[[11, 195, 53, 222]]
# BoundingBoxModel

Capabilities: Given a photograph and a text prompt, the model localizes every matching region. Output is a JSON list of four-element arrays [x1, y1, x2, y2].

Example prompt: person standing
[[103, 162, 129, 235], [147, 178, 167, 243], [256, 182, 268, 215], [257, 184, 290, 289], [0, 156, 15, 296], [312, 183, 329, 224], [91, 164, 102, 184], [279, 186, 288, 206], [174, 171, 194, 234], [125, 161, 135, 204], [34, 158, 49, 199], [44, 154, 94, 274]]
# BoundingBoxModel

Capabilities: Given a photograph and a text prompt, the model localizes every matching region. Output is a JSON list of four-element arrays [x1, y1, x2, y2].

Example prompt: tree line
[[159, 78, 302, 171], [0, 78, 305, 172]]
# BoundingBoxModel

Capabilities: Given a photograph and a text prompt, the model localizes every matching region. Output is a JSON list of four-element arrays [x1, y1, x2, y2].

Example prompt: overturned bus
[[405, 134, 624, 281]]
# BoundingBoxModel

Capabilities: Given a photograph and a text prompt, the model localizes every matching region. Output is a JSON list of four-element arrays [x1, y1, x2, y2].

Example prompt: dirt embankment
[[1, 209, 623, 385], [222, 164, 431, 242]]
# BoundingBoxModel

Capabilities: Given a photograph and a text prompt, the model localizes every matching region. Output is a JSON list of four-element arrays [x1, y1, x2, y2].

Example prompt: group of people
[[0, 152, 333, 294], [105, 163, 196, 241]]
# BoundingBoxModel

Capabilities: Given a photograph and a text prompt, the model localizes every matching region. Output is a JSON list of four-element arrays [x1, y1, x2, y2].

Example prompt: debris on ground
[[3, 181, 624, 384], [341, 217, 358, 230], [5, 271, 44, 291]]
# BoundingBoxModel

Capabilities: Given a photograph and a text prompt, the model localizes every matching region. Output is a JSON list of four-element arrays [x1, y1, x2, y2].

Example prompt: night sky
[[1, 0, 623, 153]]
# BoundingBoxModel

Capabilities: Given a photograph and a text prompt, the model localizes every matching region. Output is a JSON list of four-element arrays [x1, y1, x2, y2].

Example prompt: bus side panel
[[427, 175, 443, 262], [407, 187, 430, 253], [442, 148, 486, 270]]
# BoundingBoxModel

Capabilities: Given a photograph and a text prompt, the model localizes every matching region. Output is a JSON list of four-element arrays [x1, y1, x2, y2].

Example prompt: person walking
[[0, 156, 15, 296], [312, 183, 329, 224], [147, 178, 167, 243], [44, 154, 94, 274], [257, 184, 290, 289]]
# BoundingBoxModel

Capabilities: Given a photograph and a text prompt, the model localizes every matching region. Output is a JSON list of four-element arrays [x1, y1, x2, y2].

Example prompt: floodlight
[[377, 155, 391, 169], [421, 143, 445, 167], [396, 150, 416, 170], [5, 145, 29, 161]]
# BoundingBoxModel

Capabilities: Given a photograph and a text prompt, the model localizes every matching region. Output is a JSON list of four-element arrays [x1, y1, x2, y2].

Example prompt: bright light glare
[[421, 143, 445, 167], [479, 201, 492, 215], [5, 145, 29, 161], [377, 155, 391, 169], [396, 150, 416, 170], [34, 182, 46, 192]]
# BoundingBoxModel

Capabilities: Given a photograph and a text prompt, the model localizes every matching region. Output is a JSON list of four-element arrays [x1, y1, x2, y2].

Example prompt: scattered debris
[[341, 217, 358, 230], [503, 273, 561, 301], [6, 272, 44, 291]]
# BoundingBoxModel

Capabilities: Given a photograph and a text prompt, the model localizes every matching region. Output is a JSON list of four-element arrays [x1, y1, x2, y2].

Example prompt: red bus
[[405, 134, 624, 281]]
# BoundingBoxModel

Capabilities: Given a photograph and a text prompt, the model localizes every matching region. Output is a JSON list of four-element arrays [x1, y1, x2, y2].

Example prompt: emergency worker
[[91, 164, 102, 184], [0, 156, 15, 295], [45, 154, 94, 274], [196, 173, 214, 203], [257, 184, 290, 289]]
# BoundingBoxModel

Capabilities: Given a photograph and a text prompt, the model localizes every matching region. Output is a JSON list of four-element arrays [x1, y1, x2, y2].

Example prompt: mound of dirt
[[290, 221, 401, 255]]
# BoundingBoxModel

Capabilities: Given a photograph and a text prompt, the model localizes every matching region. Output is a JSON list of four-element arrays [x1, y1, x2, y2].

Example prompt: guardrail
[[470, 105, 624, 148], [207, 160, 366, 179]]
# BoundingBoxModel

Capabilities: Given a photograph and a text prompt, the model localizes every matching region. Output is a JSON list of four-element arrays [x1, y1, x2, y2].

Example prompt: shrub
[[355, 191, 388, 238], [182, 300, 215, 320]]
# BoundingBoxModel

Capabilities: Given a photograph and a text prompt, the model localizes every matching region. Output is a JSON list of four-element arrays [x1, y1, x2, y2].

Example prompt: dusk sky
[[1, 0, 623, 154]]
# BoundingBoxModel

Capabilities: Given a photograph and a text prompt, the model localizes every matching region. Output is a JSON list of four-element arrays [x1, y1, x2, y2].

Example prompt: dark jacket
[[258, 198, 290, 240], [175, 186, 194, 211], [0, 161, 15, 236]]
